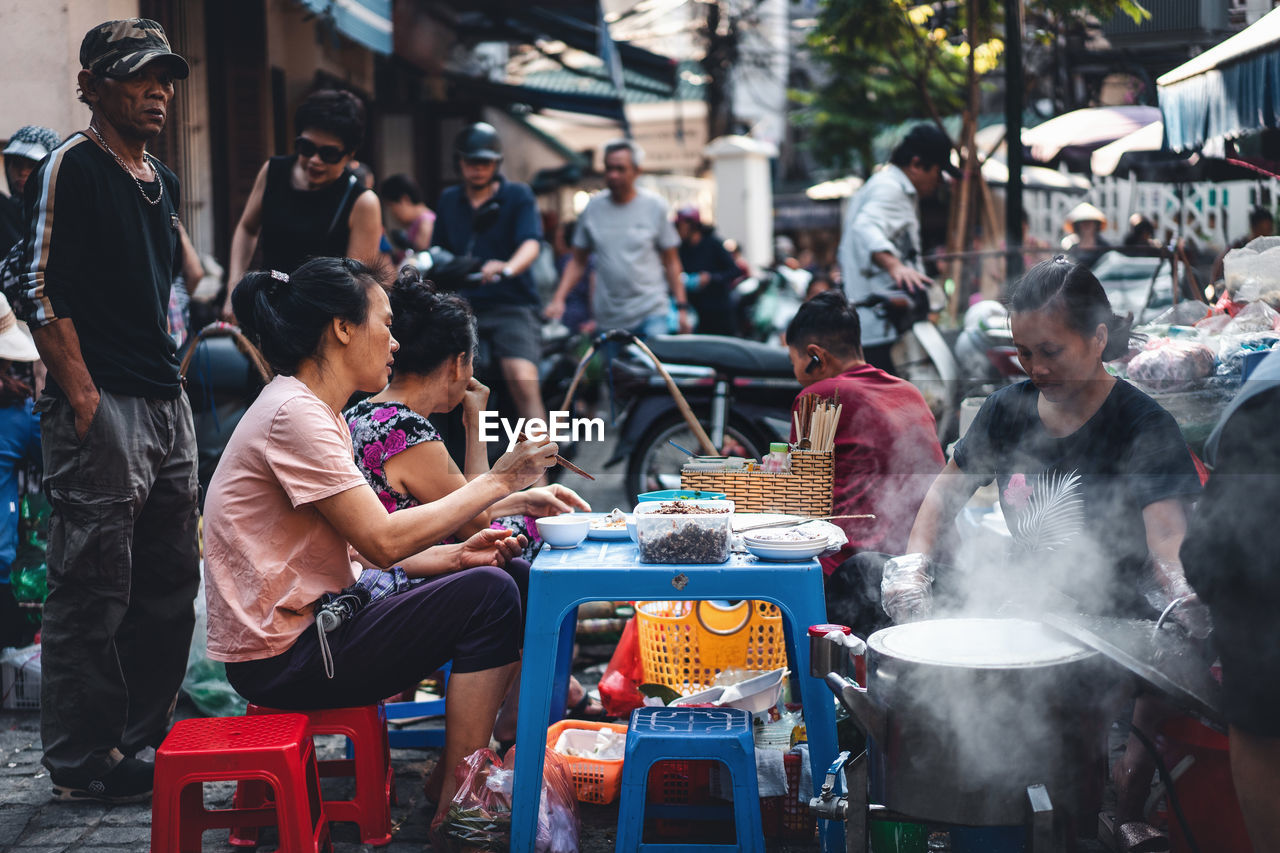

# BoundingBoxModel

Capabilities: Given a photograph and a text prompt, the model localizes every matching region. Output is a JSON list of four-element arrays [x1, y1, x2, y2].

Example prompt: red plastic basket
[[546, 719, 628, 804]]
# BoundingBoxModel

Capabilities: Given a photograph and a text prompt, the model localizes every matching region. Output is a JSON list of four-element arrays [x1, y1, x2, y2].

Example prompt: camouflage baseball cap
[[79, 18, 189, 80]]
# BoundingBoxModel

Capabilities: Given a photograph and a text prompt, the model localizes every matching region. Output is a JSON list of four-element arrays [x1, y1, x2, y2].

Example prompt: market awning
[[980, 159, 1091, 192], [1090, 119, 1272, 182], [299, 0, 392, 55], [444, 71, 627, 122], [1090, 121, 1165, 177], [1022, 106, 1161, 171], [1158, 6, 1280, 153]]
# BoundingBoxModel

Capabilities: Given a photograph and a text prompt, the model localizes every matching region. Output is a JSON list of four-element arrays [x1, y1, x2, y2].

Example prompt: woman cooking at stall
[[881, 257, 1209, 851]]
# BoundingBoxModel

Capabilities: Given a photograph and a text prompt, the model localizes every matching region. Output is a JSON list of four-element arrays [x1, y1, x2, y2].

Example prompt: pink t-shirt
[[203, 375, 367, 662]]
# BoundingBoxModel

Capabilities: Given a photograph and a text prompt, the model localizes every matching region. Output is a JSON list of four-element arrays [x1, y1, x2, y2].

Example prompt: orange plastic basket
[[635, 600, 786, 694], [546, 719, 629, 804]]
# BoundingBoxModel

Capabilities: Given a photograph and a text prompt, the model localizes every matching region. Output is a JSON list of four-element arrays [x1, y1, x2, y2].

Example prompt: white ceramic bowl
[[536, 515, 590, 549], [626, 515, 638, 543]]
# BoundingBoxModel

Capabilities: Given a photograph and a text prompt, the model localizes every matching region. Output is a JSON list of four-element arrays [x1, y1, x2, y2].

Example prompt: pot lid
[[1037, 611, 1223, 725], [869, 618, 1096, 668]]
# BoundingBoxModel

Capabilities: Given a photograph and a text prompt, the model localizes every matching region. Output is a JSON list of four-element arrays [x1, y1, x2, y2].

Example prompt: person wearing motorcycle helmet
[[432, 121, 548, 427], [223, 89, 382, 319], [1, 125, 62, 255], [837, 123, 955, 373]]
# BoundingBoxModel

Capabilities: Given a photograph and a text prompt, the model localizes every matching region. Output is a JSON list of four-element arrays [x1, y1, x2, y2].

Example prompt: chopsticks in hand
[[518, 432, 595, 481]]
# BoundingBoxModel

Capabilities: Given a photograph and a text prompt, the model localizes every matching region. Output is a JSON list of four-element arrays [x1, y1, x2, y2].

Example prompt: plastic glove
[[683, 271, 701, 293], [880, 553, 934, 623], [1147, 558, 1213, 640]]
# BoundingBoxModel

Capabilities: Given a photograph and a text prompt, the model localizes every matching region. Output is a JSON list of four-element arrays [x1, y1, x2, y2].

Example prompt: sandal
[[1116, 821, 1170, 853], [564, 691, 609, 721]]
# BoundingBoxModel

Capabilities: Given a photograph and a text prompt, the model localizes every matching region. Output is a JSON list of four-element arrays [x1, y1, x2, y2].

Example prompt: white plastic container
[[634, 499, 735, 564]]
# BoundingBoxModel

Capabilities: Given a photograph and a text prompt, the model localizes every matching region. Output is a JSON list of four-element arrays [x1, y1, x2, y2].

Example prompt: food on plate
[[744, 528, 828, 544], [590, 508, 629, 530]]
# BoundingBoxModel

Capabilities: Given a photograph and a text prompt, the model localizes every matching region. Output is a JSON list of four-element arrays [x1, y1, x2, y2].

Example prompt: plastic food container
[[634, 499, 735, 564]]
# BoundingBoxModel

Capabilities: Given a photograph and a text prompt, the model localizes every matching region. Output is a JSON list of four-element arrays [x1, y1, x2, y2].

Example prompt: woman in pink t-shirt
[[203, 256, 557, 822]]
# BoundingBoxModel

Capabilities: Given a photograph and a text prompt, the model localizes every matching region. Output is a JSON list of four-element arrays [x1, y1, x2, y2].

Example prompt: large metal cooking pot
[[827, 617, 1122, 827]]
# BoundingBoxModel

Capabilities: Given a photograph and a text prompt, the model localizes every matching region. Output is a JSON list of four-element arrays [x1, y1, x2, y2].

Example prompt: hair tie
[[270, 270, 289, 283]]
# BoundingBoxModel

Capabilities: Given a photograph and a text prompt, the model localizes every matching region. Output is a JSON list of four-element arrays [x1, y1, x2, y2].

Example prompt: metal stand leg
[[809, 750, 869, 853], [1026, 783, 1062, 853], [846, 751, 868, 853]]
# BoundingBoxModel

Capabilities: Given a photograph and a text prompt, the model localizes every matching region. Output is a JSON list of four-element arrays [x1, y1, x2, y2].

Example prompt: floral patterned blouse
[[344, 399, 539, 554]]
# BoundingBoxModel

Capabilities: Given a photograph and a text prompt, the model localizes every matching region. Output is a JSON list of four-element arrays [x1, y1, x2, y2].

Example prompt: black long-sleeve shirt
[[12, 133, 182, 399]]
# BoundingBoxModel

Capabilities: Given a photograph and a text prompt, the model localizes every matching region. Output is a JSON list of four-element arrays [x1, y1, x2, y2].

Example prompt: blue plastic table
[[509, 539, 843, 852]]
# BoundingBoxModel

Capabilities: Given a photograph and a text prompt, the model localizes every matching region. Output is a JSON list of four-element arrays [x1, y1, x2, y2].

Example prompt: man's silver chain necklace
[[88, 124, 163, 206]]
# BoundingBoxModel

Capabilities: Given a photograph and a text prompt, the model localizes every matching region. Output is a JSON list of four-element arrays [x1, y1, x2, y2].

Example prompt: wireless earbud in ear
[[806, 354, 821, 373]]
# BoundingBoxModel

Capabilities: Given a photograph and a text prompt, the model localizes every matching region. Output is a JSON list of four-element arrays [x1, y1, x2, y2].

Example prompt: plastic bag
[[1127, 339, 1217, 392], [438, 748, 511, 851], [880, 553, 933, 623], [438, 746, 580, 853], [598, 615, 645, 717]]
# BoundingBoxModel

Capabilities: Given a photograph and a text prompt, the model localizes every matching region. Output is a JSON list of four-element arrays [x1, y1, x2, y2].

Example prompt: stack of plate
[[741, 529, 830, 562]]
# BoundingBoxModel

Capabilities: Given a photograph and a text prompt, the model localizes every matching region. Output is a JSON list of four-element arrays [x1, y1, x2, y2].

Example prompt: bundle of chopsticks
[[793, 393, 841, 453]]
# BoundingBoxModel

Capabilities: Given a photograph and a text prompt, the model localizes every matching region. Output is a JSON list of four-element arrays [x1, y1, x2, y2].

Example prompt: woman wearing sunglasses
[[223, 89, 383, 318]]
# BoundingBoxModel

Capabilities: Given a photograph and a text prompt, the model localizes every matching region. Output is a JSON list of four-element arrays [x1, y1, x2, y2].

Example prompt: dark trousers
[[37, 390, 199, 781], [225, 565, 523, 710]]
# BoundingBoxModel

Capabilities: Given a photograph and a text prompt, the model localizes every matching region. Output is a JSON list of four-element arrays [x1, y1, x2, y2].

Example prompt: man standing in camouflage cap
[[10, 18, 196, 803]]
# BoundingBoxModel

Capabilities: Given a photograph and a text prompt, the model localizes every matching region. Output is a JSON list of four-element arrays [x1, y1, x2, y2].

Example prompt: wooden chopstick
[[519, 433, 596, 481], [733, 514, 875, 533]]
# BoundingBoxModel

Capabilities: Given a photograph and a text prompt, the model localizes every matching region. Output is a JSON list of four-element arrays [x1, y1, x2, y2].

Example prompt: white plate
[[742, 533, 829, 548], [583, 512, 632, 540], [587, 525, 631, 541], [744, 540, 829, 562]]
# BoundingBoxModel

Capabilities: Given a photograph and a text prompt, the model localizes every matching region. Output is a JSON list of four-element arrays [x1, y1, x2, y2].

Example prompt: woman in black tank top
[[224, 90, 382, 318]]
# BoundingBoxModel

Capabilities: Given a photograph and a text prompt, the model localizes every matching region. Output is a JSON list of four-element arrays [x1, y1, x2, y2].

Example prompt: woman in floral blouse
[[344, 268, 600, 748], [345, 271, 588, 552]]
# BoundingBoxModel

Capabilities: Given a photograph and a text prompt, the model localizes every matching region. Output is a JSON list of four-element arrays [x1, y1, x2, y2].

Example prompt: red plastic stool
[[151, 713, 329, 853], [231, 705, 392, 847]]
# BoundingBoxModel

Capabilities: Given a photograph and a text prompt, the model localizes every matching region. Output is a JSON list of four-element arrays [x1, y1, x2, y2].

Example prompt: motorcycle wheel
[[625, 411, 767, 503]]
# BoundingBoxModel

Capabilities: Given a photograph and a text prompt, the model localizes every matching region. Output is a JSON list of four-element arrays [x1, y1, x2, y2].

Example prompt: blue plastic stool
[[382, 661, 450, 748], [615, 707, 764, 853]]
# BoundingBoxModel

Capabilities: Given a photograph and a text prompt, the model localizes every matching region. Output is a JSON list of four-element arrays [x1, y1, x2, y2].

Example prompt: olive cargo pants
[[36, 390, 199, 782]]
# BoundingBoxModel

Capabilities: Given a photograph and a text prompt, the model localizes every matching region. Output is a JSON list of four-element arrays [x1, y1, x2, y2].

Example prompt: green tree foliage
[[795, 0, 1148, 173]]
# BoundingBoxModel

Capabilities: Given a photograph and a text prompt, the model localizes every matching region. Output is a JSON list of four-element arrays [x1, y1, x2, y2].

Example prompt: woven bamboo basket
[[680, 451, 833, 515]]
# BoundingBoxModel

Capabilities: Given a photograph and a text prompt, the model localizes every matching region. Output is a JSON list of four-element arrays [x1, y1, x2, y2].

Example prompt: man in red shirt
[[786, 291, 944, 630]]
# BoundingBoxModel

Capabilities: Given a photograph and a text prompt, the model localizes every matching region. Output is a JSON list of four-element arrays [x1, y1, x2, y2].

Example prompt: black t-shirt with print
[[953, 379, 1201, 615]]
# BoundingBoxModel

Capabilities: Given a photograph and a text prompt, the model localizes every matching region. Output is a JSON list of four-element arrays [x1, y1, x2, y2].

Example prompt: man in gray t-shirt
[[546, 140, 690, 336]]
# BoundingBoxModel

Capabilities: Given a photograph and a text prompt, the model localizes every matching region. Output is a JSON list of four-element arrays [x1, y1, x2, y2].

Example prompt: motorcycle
[[603, 333, 803, 501], [858, 290, 962, 444], [953, 299, 1025, 401], [405, 245, 585, 473]]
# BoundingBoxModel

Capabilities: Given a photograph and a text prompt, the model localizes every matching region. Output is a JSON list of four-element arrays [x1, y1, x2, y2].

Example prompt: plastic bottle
[[762, 443, 792, 474]]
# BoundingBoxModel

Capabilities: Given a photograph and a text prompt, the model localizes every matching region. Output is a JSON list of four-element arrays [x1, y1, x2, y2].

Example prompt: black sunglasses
[[295, 136, 348, 165]]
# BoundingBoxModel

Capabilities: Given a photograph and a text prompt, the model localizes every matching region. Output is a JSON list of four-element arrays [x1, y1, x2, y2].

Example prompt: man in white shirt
[[838, 124, 956, 371]]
